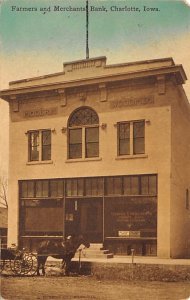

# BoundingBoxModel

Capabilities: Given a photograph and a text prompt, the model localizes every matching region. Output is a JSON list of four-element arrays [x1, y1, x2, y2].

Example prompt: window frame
[[68, 127, 82, 159], [117, 122, 130, 156], [28, 129, 52, 162], [20, 175, 157, 199], [117, 120, 145, 156], [41, 130, 52, 161], [133, 121, 145, 155], [68, 107, 99, 160], [28, 131, 40, 162]]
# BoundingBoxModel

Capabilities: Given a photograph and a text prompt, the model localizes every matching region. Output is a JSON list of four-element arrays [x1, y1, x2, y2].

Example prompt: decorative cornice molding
[[0, 65, 186, 102], [10, 96, 19, 112]]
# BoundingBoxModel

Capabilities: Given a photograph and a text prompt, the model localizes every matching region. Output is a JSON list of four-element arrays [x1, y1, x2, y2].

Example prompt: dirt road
[[1, 275, 190, 300]]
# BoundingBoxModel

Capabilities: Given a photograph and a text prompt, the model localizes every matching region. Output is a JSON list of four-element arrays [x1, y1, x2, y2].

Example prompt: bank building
[[0, 56, 190, 258]]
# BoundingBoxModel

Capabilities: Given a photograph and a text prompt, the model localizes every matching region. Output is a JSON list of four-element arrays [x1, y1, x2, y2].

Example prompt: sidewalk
[[45, 254, 190, 280], [72, 254, 190, 265]]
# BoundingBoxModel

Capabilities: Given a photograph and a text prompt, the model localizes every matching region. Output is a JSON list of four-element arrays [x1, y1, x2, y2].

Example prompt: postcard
[[0, 1, 190, 299]]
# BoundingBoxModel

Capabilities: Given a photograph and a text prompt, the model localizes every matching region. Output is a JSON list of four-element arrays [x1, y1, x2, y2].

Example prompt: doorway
[[65, 197, 103, 243]]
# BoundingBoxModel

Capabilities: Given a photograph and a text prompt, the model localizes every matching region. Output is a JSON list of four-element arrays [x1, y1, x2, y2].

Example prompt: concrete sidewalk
[[47, 255, 190, 281], [72, 254, 190, 265]]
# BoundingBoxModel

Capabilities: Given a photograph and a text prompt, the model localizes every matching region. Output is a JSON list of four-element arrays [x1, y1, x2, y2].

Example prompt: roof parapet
[[0, 57, 187, 101], [63, 56, 107, 72]]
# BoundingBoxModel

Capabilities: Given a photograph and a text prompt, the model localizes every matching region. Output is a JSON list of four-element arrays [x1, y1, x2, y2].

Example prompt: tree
[[0, 176, 8, 208]]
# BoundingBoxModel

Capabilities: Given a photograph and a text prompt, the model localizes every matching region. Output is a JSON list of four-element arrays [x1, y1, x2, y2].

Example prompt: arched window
[[68, 107, 99, 159]]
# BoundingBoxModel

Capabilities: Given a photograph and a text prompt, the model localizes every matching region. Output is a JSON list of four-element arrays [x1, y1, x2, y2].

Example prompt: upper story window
[[68, 107, 99, 159], [28, 129, 51, 162], [118, 120, 145, 156]]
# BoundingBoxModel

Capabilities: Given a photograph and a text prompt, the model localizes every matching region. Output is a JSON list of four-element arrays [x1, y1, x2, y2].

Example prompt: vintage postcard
[[0, 0, 190, 299]]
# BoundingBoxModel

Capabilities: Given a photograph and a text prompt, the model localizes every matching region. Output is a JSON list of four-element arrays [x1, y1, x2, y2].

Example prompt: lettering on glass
[[118, 231, 141, 237]]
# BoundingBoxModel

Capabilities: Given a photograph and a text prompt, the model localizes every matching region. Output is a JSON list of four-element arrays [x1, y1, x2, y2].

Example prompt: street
[[1, 275, 190, 300]]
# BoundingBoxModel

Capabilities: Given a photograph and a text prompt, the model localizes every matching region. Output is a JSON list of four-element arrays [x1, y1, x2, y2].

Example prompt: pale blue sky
[[0, 0, 190, 96], [1, 0, 190, 56]]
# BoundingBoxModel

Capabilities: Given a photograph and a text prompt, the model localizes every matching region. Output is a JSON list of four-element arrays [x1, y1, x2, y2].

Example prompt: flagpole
[[86, 0, 89, 59]]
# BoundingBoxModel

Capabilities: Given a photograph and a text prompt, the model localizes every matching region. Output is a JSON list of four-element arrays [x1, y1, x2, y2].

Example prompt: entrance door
[[65, 198, 103, 243]]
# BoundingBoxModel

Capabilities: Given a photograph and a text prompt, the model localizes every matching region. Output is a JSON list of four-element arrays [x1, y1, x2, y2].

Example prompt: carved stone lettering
[[24, 107, 57, 118], [110, 96, 154, 109]]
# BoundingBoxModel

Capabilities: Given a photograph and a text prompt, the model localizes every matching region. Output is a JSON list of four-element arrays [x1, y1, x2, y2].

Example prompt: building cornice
[[8, 56, 174, 86], [0, 64, 187, 101]]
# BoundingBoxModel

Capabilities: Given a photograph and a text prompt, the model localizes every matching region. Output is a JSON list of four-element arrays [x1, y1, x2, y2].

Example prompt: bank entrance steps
[[76, 243, 114, 259]]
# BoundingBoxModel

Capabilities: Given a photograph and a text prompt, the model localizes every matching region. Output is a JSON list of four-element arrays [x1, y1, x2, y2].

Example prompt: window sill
[[21, 235, 63, 238], [116, 154, 148, 160], [26, 160, 53, 165], [65, 157, 102, 163]]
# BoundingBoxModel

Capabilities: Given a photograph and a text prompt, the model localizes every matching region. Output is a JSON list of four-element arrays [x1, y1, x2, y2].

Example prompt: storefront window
[[104, 196, 157, 238], [105, 177, 122, 195], [123, 175, 157, 196], [130, 176, 139, 195], [36, 180, 49, 197], [85, 177, 103, 196], [123, 176, 139, 195], [66, 178, 84, 196], [148, 175, 157, 195], [20, 181, 35, 198], [50, 180, 64, 197], [141, 176, 149, 194], [21, 199, 63, 235], [19, 175, 157, 242]]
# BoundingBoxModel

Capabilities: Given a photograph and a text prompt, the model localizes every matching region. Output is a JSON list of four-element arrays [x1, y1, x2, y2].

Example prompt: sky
[[0, 0, 190, 174], [0, 0, 190, 91]]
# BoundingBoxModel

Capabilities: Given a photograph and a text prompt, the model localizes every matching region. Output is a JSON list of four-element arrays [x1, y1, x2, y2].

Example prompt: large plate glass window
[[104, 175, 157, 234], [19, 179, 64, 237]]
